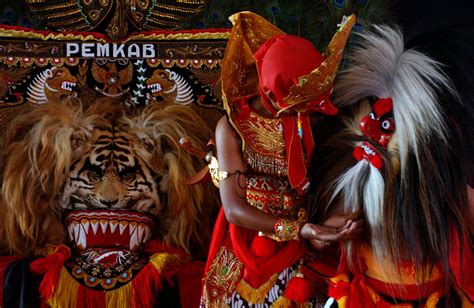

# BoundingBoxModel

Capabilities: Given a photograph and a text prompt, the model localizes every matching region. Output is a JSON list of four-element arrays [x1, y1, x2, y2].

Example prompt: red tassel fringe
[[76, 285, 106, 308], [132, 263, 163, 308], [30, 245, 71, 301], [284, 276, 313, 303]]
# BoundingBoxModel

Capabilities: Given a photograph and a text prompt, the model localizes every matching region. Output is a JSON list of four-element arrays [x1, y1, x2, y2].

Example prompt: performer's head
[[220, 11, 355, 118], [254, 35, 324, 115]]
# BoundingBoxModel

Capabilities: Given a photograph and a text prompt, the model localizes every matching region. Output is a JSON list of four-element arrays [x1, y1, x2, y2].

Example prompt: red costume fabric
[[201, 98, 327, 306], [202, 11, 354, 307], [328, 233, 473, 307]]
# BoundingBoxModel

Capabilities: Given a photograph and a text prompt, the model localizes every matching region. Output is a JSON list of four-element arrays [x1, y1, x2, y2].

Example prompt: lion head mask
[[0, 98, 219, 259]]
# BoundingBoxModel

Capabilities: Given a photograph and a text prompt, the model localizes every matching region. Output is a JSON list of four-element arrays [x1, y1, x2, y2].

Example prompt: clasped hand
[[299, 211, 364, 249]]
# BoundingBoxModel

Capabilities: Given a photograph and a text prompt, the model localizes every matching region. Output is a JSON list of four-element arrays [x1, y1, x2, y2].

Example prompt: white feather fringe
[[333, 26, 453, 182]]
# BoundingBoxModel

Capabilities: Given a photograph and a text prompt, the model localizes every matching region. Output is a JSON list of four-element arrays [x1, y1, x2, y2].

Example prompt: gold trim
[[36, 8, 83, 20], [203, 247, 242, 307], [236, 273, 278, 304], [128, 32, 230, 42], [0, 27, 230, 42], [153, 2, 203, 14], [144, 16, 179, 28], [148, 10, 182, 21]]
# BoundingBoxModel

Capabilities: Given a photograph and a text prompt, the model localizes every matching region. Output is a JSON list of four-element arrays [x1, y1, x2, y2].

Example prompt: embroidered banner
[[0, 25, 229, 182]]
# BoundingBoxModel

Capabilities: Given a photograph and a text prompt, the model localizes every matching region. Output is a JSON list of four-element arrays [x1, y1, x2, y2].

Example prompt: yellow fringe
[[270, 295, 312, 308], [47, 255, 183, 308], [148, 252, 184, 272], [236, 273, 278, 304], [48, 268, 79, 308], [106, 282, 131, 308], [458, 288, 474, 308], [271, 295, 291, 308], [47, 266, 134, 308]]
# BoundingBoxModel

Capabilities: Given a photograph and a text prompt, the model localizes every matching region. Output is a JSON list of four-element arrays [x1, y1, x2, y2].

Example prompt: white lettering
[[65, 43, 158, 58], [142, 44, 155, 58], [82, 43, 94, 57], [66, 43, 79, 57], [127, 44, 140, 58], [112, 44, 125, 58], [96, 43, 109, 57]]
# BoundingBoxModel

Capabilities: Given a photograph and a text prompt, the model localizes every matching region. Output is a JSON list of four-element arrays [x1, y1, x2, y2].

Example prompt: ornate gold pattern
[[0, 27, 230, 42], [245, 175, 302, 218], [26, 0, 207, 40], [271, 208, 307, 241], [203, 247, 243, 307], [221, 12, 284, 109], [0, 27, 228, 70], [233, 110, 287, 176], [282, 15, 356, 112]]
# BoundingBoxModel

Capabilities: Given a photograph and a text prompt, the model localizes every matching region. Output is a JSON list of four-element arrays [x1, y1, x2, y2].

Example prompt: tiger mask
[[0, 98, 219, 259]]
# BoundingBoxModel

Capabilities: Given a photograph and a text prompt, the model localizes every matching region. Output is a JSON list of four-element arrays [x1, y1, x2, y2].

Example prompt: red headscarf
[[254, 35, 335, 193]]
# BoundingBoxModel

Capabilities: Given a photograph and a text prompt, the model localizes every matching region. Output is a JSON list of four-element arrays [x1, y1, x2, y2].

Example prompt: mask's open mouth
[[64, 209, 157, 252]]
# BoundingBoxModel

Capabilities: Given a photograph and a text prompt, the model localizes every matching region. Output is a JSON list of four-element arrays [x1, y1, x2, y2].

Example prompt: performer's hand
[[321, 209, 362, 229], [300, 219, 364, 250]]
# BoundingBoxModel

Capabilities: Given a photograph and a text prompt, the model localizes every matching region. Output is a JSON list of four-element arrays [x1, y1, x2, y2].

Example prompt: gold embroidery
[[203, 247, 242, 307], [245, 175, 302, 217], [0, 26, 230, 43], [236, 273, 278, 304], [234, 111, 288, 176], [270, 295, 312, 308]]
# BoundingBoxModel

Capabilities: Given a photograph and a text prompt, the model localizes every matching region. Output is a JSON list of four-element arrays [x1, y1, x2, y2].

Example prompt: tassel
[[132, 252, 184, 307], [76, 285, 106, 308], [132, 262, 162, 308], [48, 268, 79, 308], [250, 234, 277, 258], [106, 281, 131, 308], [30, 244, 71, 301], [284, 265, 313, 303]]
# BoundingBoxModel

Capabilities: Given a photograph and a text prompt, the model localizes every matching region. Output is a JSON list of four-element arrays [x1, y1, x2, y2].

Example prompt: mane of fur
[[310, 26, 469, 281], [333, 26, 453, 181], [0, 98, 219, 258], [124, 103, 219, 258]]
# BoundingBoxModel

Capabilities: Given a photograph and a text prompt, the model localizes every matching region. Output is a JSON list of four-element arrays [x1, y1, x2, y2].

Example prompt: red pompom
[[284, 275, 313, 303], [30, 245, 71, 301], [250, 235, 277, 258], [353, 146, 364, 161]]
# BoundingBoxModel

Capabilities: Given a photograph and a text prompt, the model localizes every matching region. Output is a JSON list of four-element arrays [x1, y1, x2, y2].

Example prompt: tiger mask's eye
[[88, 169, 103, 182], [119, 168, 137, 182]]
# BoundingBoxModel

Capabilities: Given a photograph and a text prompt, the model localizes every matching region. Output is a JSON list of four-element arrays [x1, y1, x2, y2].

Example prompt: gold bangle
[[206, 153, 243, 187], [274, 218, 301, 241], [270, 208, 308, 241]]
